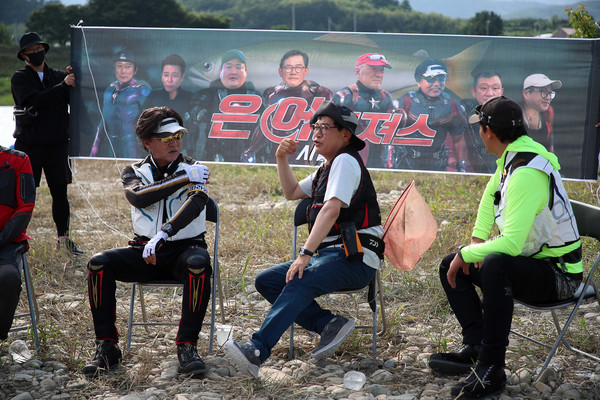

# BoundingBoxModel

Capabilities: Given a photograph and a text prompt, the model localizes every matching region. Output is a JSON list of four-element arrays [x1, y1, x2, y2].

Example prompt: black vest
[[308, 147, 381, 237]]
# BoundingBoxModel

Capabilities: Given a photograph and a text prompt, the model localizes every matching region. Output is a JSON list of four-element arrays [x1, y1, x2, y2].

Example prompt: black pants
[[439, 252, 581, 366], [0, 242, 27, 340], [87, 240, 212, 345], [15, 142, 71, 237]]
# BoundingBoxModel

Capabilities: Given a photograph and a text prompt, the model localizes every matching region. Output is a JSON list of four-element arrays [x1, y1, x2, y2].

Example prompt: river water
[[0, 106, 16, 148]]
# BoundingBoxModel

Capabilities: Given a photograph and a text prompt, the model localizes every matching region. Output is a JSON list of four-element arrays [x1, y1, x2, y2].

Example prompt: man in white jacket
[[83, 107, 212, 378]]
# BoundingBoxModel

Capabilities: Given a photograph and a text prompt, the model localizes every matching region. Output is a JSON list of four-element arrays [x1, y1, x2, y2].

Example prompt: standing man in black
[[11, 32, 83, 255]]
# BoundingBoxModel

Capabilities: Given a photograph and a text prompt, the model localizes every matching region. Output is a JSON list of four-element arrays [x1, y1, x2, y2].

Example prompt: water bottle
[[8, 339, 31, 363], [343, 370, 366, 391]]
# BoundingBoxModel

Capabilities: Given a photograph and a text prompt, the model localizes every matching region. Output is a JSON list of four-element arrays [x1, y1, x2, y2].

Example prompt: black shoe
[[82, 340, 122, 377], [57, 237, 84, 255], [177, 343, 207, 376], [450, 363, 506, 399], [429, 344, 480, 375], [311, 315, 356, 360], [223, 340, 261, 379]]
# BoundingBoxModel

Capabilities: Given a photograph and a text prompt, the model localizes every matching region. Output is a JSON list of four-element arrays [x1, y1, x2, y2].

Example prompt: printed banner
[[69, 26, 600, 180]]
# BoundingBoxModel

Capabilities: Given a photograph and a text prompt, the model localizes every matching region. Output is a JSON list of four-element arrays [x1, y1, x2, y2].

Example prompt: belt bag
[[319, 233, 385, 260], [13, 106, 38, 126], [359, 233, 385, 259]]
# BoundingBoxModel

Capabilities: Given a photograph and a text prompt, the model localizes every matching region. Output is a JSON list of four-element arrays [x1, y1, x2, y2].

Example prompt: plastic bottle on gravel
[[8, 339, 31, 363], [344, 370, 366, 391]]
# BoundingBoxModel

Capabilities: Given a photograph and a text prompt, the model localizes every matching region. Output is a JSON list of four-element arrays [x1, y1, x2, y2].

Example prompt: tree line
[[1, 0, 597, 48]]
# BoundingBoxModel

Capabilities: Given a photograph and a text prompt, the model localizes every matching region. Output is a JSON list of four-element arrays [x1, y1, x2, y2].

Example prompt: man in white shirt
[[224, 101, 384, 378]]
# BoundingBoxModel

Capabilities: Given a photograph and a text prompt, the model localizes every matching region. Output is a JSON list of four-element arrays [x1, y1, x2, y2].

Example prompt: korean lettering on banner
[[70, 27, 600, 181]]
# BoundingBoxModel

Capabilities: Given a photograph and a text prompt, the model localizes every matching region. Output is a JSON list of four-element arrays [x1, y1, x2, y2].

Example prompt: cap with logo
[[468, 96, 526, 135], [523, 73, 562, 90], [414, 59, 448, 81], [221, 49, 247, 66], [356, 53, 391, 69], [154, 117, 188, 138], [114, 49, 136, 66]]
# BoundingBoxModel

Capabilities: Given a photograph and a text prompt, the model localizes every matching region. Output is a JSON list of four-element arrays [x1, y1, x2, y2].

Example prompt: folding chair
[[9, 250, 40, 351], [511, 200, 600, 379], [126, 196, 225, 353], [288, 198, 387, 359]]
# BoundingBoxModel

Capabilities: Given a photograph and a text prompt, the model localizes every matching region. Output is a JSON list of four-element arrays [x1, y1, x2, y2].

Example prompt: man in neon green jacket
[[428, 96, 582, 399]]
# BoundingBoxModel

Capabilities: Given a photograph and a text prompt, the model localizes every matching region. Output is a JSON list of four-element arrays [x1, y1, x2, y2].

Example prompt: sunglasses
[[424, 75, 447, 84], [367, 54, 387, 62], [156, 131, 184, 144]]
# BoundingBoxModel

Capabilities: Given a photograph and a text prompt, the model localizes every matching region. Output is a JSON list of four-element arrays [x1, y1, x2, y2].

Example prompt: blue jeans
[[251, 247, 376, 361]]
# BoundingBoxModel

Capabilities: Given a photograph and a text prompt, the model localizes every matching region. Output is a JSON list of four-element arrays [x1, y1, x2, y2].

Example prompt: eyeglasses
[[424, 75, 447, 84], [155, 131, 184, 144], [282, 65, 306, 73], [528, 88, 555, 99], [23, 46, 45, 55], [311, 124, 336, 135]]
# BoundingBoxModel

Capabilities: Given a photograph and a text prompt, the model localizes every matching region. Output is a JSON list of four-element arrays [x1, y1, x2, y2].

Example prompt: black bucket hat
[[17, 32, 49, 60], [310, 101, 364, 150]]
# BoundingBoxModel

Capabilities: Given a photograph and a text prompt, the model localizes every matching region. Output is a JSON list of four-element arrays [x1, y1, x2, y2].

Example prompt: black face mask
[[26, 50, 45, 67]]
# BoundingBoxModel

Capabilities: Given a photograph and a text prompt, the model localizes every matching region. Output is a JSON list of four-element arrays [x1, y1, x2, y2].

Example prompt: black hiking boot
[[429, 344, 480, 375], [450, 362, 506, 399], [177, 343, 207, 377], [82, 340, 122, 377]]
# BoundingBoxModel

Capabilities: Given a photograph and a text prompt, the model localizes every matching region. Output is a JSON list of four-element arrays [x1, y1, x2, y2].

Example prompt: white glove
[[185, 164, 209, 184], [143, 231, 168, 259]]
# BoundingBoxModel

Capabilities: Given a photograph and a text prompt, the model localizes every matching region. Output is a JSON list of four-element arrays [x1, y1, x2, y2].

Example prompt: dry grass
[[4, 158, 600, 398]]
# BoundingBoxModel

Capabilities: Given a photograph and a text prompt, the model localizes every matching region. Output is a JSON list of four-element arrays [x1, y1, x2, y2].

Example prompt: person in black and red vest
[[0, 146, 35, 341]]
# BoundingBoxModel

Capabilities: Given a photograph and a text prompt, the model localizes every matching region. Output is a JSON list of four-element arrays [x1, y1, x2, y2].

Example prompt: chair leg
[[208, 267, 217, 355], [22, 256, 40, 351], [289, 324, 295, 360], [216, 264, 226, 324], [138, 285, 151, 334], [126, 283, 136, 351], [377, 271, 387, 336], [533, 295, 600, 381], [371, 303, 377, 358]]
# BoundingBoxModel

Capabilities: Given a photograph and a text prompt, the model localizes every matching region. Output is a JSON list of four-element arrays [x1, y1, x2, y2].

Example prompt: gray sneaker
[[223, 340, 261, 379], [311, 315, 356, 360]]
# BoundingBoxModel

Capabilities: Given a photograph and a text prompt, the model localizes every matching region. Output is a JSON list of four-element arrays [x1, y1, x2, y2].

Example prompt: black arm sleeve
[[164, 184, 208, 237], [122, 165, 191, 209]]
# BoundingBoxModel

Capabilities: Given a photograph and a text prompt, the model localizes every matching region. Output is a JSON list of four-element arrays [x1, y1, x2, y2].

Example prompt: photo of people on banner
[[70, 27, 600, 180]]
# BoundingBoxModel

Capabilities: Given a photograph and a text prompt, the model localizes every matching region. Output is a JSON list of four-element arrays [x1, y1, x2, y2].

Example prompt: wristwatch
[[161, 223, 174, 236], [298, 247, 314, 257], [457, 245, 465, 260]]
